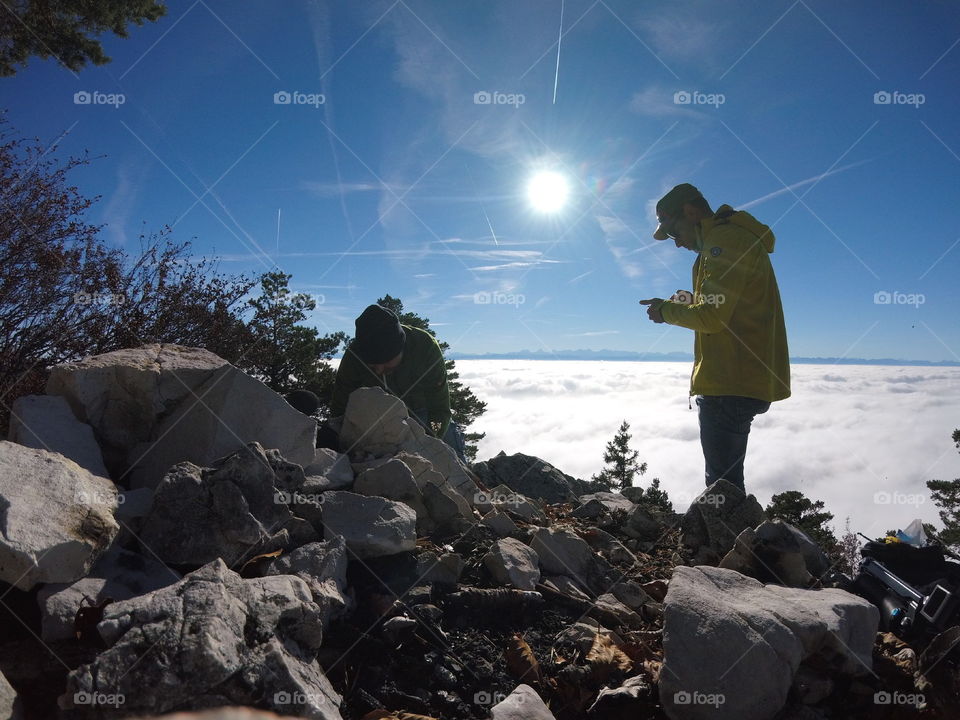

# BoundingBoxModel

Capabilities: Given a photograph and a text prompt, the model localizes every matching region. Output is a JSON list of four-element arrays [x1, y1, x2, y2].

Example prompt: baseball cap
[[653, 183, 703, 240]]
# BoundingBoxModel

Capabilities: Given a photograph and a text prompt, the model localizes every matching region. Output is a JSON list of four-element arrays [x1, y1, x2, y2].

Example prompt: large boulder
[[529, 527, 619, 595], [7, 394, 109, 478], [339, 388, 418, 456], [46, 344, 228, 474], [38, 545, 181, 642], [680, 479, 766, 565], [719, 519, 830, 587], [472, 452, 580, 504], [319, 491, 417, 558], [261, 537, 351, 628], [353, 459, 431, 534], [127, 363, 316, 490], [483, 538, 540, 590], [0, 670, 23, 720], [0, 441, 119, 590], [340, 388, 477, 502], [61, 559, 342, 719], [138, 443, 317, 567], [303, 449, 353, 490], [659, 565, 879, 720]]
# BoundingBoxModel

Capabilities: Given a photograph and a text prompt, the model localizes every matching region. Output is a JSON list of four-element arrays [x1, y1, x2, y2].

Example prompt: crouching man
[[323, 304, 467, 462]]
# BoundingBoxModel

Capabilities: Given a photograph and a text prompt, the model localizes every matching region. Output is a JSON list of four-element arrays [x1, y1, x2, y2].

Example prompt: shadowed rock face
[[680, 479, 766, 565], [62, 559, 343, 720], [138, 442, 318, 567], [472, 452, 581, 504], [0, 441, 119, 591]]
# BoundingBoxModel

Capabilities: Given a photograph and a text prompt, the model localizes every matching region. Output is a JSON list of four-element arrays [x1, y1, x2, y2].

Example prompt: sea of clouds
[[457, 360, 960, 539]]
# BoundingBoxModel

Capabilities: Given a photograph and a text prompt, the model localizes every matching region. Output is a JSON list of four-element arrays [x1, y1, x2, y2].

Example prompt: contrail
[[276, 208, 281, 259], [553, 0, 564, 104], [739, 158, 874, 209], [467, 166, 499, 246]]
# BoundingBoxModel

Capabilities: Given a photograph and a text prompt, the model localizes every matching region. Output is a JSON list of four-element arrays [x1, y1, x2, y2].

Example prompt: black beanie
[[353, 304, 406, 364]]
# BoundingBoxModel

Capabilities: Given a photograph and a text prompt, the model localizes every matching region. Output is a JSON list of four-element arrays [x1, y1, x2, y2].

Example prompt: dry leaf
[[238, 548, 282, 573], [586, 633, 634, 675], [505, 632, 543, 686]]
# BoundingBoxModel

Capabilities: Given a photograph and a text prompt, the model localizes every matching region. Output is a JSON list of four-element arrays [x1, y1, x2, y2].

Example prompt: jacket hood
[[715, 204, 776, 253]]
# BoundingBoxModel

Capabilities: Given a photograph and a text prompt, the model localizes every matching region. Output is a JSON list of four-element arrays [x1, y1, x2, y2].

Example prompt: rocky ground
[[1, 344, 958, 720]]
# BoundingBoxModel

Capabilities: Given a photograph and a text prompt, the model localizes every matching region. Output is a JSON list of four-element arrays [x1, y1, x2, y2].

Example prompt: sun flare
[[526, 170, 570, 213]]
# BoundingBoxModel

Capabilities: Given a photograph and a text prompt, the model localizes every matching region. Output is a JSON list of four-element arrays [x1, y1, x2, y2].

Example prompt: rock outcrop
[[62, 559, 343, 719], [659, 565, 879, 720], [680, 479, 766, 565], [138, 442, 318, 567], [0, 440, 119, 590]]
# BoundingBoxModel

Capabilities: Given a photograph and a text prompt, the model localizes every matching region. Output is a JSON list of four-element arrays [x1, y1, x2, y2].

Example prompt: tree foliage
[[0, 0, 166, 76], [765, 490, 838, 553], [591, 420, 670, 509], [926, 429, 960, 551], [240, 271, 346, 409], [372, 294, 487, 461], [0, 119, 256, 433]]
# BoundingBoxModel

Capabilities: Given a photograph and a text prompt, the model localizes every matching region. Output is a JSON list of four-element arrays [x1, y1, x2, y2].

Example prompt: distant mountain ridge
[[444, 349, 960, 366]]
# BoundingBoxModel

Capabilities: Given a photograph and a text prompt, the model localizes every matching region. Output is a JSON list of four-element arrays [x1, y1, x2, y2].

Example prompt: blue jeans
[[696, 395, 770, 492]]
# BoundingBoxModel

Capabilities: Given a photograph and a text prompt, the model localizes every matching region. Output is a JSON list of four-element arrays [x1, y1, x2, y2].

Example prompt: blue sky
[[4, 0, 960, 361]]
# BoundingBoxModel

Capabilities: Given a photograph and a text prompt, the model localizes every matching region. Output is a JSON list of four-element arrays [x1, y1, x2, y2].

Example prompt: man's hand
[[639, 298, 665, 324]]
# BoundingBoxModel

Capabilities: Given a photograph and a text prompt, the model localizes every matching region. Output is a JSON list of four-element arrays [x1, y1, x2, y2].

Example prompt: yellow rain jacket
[[659, 205, 791, 402]]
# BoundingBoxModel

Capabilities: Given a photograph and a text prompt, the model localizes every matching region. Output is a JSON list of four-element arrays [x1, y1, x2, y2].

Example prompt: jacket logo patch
[[710, 246, 722, 257]]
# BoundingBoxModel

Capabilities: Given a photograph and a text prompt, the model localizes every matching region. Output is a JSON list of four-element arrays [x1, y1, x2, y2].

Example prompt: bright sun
[[526, 170, 570, 213]]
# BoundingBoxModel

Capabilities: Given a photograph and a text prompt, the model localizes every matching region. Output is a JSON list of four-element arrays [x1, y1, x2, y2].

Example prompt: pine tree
[[592, 421, 646, 491], [641, 477, 673, 513], [370, 295, 487, 461], [926, 429, 960, 551], [0, 0, 166, 76], [241, 272, 346, 408], [765, 490, 838, 553]]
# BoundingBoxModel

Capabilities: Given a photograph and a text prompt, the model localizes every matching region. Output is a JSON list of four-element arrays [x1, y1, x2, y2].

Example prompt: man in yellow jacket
[[640, 183, 790, 492]]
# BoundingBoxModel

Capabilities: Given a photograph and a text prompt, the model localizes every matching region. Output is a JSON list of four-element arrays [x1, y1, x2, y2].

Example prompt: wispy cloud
[[301, 180, 403, 197], [738, 159, 876, 209]]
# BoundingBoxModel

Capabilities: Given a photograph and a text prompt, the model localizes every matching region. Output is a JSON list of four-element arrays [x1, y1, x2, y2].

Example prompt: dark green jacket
[[330, 325, 452, 437]]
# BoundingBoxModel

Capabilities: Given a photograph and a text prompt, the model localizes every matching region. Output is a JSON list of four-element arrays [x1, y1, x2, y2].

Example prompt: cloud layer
[[460, 360, 960, 539]]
